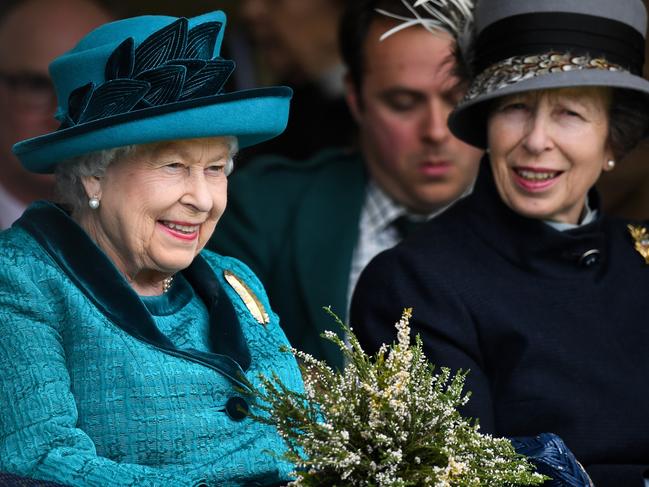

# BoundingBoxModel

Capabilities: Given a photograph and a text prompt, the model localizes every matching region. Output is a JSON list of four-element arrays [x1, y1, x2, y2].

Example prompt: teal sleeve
[[0, 263, 200, 487]]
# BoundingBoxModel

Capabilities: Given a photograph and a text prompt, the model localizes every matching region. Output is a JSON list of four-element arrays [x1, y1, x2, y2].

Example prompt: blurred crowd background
[[103, 0, 355, 164], [102, 0, 649, 219], [1, 0, 647, 219]]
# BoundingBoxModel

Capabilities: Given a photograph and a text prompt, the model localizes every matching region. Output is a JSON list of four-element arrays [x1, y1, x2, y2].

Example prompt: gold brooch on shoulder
[[224, 270, 270, 325], [627, 224, 649, 264]]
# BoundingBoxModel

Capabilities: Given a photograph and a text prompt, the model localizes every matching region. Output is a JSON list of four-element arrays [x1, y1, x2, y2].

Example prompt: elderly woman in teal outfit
[[0, 10, 301, 487]]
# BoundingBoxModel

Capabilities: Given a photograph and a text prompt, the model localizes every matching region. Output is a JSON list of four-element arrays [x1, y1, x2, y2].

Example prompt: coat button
[[225, 396, 249, 421], [578, 249, 600, 267]]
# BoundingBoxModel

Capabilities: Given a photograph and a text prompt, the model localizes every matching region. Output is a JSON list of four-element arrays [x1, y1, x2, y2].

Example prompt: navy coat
[[351, 162, 649, 487]]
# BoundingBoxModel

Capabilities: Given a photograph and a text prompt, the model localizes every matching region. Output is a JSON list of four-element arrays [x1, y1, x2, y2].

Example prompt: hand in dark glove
[[510, 433, 593, 487]]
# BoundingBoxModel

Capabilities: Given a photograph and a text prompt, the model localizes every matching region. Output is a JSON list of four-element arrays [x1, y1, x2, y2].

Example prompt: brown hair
[[609, 88, 649, 160], [339, 0, 426, 97]]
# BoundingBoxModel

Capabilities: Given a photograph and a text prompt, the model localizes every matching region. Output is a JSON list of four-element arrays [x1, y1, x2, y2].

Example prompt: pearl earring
[[606, 160, 616, 170], [88, 197, 100, 209]]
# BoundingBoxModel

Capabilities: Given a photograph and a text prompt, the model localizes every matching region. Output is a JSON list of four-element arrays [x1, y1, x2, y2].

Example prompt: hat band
[[475, 13, 645, 75], [465, 52, 626, 102]]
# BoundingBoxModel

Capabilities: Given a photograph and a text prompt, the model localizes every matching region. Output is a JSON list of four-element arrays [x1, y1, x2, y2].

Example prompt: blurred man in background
[[210, 0, 483, 367], [0, 0, 113, 229]]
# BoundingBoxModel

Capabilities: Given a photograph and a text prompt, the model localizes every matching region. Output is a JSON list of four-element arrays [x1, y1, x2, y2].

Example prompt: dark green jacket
[[209, 149, 367, 368]]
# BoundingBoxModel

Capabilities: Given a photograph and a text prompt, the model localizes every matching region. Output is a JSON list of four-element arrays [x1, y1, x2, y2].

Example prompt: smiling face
[[487, 87, 614, 224], [346, 19, 482, 214], [79, 137, 233, 294]]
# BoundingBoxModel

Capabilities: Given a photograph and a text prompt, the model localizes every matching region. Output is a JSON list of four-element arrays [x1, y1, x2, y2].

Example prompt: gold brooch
[[628, 224, 649, 264], [224, 270, 270, 325]]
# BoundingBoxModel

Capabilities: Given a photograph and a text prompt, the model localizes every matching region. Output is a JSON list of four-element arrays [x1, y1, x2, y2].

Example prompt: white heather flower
[[254, 308, 545, 487], [323, 330, 338, 341], [448, 456, 468, 476], [389, 449, 403, 464]]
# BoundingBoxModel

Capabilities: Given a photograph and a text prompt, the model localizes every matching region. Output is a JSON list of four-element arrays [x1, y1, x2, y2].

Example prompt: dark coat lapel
[[292, 154, 366, 328], [16, 202, 252, 391]]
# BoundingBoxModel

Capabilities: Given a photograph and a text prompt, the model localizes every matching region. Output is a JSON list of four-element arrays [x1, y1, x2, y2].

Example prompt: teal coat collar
[[16, 201, 252, 391]]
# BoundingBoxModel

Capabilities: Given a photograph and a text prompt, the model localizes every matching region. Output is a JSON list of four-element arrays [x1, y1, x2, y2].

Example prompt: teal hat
[[13, 11, 292, 173]]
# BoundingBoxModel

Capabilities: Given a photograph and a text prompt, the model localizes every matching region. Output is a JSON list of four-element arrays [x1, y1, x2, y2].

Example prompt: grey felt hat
[[446, 0, 649, 148]]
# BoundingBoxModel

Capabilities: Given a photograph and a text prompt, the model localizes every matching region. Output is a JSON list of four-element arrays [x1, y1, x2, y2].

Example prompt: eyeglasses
[[0, 71, 57, 114]]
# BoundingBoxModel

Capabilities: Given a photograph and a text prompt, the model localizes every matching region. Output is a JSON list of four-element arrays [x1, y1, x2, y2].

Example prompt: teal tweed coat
[[0, 202, 303, 487]]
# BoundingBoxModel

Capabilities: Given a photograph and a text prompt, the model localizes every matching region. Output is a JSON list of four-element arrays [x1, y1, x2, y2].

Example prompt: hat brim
[[448, 70, 649, 149], [13, 86, 292, 174]]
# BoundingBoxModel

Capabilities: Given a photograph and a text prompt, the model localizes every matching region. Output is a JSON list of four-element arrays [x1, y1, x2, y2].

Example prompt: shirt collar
[[364, 178, 474, 233], [364, 180, 407, 234], [544, 197, 598, 232]]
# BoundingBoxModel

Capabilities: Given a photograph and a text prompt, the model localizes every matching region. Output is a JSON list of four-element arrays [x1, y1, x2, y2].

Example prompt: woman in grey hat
[[351, 1, 649, 485]]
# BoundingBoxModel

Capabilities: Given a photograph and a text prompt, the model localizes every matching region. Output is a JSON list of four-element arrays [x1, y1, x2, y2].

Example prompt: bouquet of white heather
[[252, 308, 546, 486]]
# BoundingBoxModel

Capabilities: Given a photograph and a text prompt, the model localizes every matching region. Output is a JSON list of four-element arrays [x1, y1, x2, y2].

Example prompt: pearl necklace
[[162, 276, 174, 293]]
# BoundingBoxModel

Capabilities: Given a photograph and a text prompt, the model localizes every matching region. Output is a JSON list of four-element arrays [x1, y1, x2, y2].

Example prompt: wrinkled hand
[[510, 433, 593, 487]]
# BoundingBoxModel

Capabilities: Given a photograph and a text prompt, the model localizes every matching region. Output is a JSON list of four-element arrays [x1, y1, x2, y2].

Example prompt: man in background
[[0, 0, 113, 229], [210, 0, 482, 367]]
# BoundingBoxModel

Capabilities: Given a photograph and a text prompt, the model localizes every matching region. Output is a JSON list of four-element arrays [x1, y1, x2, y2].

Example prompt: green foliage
[[252, 307, 546, 486]]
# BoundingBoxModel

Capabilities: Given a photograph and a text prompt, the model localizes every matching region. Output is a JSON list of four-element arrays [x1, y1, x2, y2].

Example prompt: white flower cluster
[[253, 308, 545, 486]]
